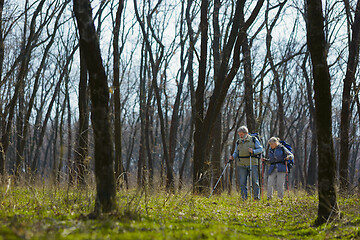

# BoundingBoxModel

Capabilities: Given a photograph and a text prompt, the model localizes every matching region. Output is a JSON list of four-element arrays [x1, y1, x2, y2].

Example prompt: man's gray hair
[[238, 126, 249, 133]]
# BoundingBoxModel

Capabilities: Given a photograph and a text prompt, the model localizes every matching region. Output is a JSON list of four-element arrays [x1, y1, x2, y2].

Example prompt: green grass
[[0, 184, 359, 239]]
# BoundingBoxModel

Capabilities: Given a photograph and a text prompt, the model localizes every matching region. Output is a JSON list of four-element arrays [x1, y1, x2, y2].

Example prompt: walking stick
[[208, 159, 232, 198], [285, 161, 290, 197], [261, 158, 265, 199], [258, 157, 262, 199], [249, 155, 252, 200]]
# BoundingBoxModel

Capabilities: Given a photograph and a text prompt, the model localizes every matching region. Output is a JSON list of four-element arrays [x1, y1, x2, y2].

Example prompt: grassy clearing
[[0, 184, 359, 239]]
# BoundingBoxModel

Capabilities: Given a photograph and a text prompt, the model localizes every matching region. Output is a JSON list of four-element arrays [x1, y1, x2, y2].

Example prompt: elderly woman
[[266, 137, 294, 200]]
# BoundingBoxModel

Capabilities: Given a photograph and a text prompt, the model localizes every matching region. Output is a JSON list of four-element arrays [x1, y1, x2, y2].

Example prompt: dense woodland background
[[0, 0, 359, 219]]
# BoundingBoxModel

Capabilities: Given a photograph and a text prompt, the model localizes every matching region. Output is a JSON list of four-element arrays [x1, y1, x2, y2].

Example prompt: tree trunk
[[210, 0, 222, 194], [306, 0, 338, 225], [66, 77, 73, 186], [73, 0, 116, 214], [113, 0, 125, 189], [241, 11, 256, 132], [180, 0, 195, 191], [138, 41, 147, 188], [193, 0, 209, 194], [0, 0, 4, 85], [303, 53, 318, 190], [169, 0, 187, 191], [339, 0, 360, 193], [75, 46, 89, 187], [144, 85, 154, 187]]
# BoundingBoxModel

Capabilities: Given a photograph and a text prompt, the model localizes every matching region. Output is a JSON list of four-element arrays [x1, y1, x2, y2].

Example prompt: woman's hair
[[238, 126, 249, 133], [268, 137, 280, 145]]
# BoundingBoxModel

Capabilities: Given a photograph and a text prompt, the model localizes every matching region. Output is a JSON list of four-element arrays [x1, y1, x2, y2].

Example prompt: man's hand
[[261, 157, 266, 162], [229, 155, 234, 161], [285, 156, 290, 160], [248, 148, 253, 154]]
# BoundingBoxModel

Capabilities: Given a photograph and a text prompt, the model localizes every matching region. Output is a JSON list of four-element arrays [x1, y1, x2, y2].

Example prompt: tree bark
[[73, 0, 116, 214], [306, 0, 338, 225]]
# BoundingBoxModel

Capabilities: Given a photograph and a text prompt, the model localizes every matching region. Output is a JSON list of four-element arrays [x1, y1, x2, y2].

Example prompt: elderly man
[[230, 126, 263, 200]]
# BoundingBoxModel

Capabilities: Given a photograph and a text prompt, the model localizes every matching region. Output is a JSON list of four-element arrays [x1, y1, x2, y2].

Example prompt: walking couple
[[229, 126, 294, 200]]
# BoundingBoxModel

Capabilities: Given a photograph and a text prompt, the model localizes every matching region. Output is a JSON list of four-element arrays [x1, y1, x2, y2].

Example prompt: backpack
[[279, 140, 294, 173], [250, 133, 262, 158]]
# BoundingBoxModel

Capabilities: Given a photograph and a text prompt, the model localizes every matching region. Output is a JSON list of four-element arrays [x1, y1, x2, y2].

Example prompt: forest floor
[[0, 184, 359, 240]]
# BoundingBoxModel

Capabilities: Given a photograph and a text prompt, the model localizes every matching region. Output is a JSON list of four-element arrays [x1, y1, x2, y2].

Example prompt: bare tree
[[306, 0, 338, 225], [193, 0, 264, 193], [73, 0, 116, 214]]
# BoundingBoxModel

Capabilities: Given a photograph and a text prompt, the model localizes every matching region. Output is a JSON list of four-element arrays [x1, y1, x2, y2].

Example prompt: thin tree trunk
[[303, 53, 318, 190], [210, 0, 222, 194], [241, 3, 256, 132], [138, 41, 146, 188], [56, 97, 66, 186], [66, 77, 73, 186], [193, 0, 209, 193], [113, 0, 125, 189], [144, 84, 154, 187], [0, 0, 4, 86], [180, 0, 195, 191], [306, 0, 339, 225], [169, 0, 187, 190], [75, 46, 89, 187], [339, 0, 360, 192]]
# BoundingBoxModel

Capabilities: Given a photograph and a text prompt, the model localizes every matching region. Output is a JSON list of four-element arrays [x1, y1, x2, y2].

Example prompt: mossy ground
[[0, 184, 359, 239]]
